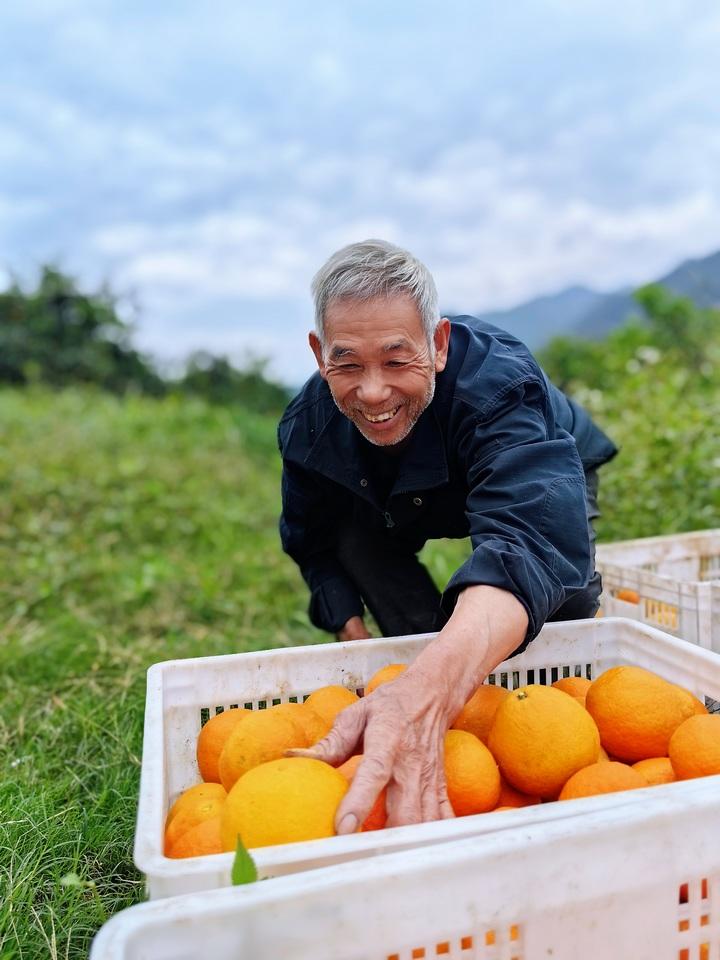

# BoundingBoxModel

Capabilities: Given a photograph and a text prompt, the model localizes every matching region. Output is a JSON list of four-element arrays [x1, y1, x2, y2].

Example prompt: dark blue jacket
[[278, 315, 617, 642]]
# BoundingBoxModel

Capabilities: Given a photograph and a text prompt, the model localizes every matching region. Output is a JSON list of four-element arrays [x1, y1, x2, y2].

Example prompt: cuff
[[308, 576, 365, 634], [440, 542, 561, 654]]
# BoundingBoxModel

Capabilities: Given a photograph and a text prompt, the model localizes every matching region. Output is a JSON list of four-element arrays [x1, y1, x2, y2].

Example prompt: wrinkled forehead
[[327, 337, 419, 362], [323, 294, 426, 351]]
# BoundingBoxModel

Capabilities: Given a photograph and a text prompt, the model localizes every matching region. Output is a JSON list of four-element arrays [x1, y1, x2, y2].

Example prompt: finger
[[439, 795, 455, 819], [335, 751, 394, 835], [418, 737, 450, 823], [436, 739, 455, 820], [386, 749, 445, 827], [385, 729, 449, 827], [384, 767, 424, 828], [421, 768, 443, 824], [300, 700, 368, 766], [358, 718, 421, 829]]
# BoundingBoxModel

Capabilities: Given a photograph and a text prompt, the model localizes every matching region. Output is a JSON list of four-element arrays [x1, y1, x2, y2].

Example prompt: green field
[[0, 382, 718, 958]]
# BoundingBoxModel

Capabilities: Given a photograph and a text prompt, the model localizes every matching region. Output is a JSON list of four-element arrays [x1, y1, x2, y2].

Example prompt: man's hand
[[336, 615, 372, 642], [293, 585, 528, 833]]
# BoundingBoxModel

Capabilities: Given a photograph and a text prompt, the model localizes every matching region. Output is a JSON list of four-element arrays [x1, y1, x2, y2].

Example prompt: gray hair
[[311, 239, 440, 346]]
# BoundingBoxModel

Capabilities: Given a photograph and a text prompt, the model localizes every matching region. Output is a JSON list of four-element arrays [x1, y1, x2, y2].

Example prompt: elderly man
[[279, 239, 616, 834]]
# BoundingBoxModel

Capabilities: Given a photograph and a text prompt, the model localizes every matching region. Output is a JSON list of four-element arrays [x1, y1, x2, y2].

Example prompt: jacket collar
[[304, 399, 449, 502]]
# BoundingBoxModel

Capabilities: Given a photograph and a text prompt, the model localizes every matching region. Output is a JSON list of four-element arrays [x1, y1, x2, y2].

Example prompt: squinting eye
[[336, 364, 360, 371], [386, 360, 407, 368]]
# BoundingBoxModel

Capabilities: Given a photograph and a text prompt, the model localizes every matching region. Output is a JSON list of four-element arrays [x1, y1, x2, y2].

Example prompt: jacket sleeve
[[442, 374, 592, 650], [279, 458, 365, 633]]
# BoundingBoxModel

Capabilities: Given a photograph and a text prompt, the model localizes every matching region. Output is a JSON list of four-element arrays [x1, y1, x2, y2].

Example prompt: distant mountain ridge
[[467, 248, 720, 350]]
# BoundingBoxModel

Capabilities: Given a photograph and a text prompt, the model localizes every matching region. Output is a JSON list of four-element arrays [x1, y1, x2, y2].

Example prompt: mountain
[[468, 286, 607, 348], [469, 248, 720, 349]]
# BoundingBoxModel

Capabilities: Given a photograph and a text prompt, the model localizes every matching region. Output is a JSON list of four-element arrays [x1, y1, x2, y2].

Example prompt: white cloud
[[430, 191, 720, 309], [2, 1, 720, 385]]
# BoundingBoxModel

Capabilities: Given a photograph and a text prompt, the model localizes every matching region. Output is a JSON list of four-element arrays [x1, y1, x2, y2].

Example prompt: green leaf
[[231, 837, 258, 885]]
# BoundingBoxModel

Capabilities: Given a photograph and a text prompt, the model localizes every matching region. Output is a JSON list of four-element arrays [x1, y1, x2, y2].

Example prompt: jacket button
[[413, 497, 423, 506], [360, 478, 368, 487]]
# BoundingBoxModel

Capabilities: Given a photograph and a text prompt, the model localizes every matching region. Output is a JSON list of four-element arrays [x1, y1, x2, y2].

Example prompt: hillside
[[472, 247, 720, 349]]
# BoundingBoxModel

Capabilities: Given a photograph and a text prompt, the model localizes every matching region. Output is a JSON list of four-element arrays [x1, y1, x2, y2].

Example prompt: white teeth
[[364, 406, 400, 423]]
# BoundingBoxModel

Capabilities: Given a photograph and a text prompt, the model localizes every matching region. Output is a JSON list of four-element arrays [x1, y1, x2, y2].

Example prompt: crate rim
[[143, 617, 720, 678], [98, 775, 720, 959], [134, 617, 720, 893], [597, 527, 720, 553]]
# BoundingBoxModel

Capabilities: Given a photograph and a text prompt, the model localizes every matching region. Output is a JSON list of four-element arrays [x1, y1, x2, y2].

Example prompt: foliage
[[174, 351, 291, 414], [0, 389, 317, 959], [538, 285, 720, 539], [231, 837, 259, 885], [0, 267, 292, 414], [0, 266, 164, 395], [0, 286, 717, 955]]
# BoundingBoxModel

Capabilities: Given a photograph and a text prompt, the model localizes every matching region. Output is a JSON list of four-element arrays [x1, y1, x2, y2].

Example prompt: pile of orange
[[165, 684, 358, 858], [163, 660, 719, 860]]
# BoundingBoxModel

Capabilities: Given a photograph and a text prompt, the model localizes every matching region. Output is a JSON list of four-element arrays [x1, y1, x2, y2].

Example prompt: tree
[[176, 351, 291, 414], [634, 284, 718, 374], [0, 266, 164, 394], [538, 284, 719, 393]]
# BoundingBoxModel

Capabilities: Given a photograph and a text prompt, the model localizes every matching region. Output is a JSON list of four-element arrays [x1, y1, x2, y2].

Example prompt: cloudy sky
[[2, 0, 719, 383]]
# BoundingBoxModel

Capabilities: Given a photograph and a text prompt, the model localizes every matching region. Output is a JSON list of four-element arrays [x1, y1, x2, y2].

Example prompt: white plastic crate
[[597, 529, 720, 652], [135, 618, 720, 899], [98, 776, 720, 960]]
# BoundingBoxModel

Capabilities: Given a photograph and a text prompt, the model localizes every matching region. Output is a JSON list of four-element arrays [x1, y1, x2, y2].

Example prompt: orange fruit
[[444, 730, 501, 815], [598, 746, 611, 762], [616, 588, 640, 604], [585, 666, 697, 762], [337, 755, 387, 830], [220, 757, 348, 850], [365, 663, 407, 695], [672, 683, 708, 716], [552, 677, 591, 699], [632, 757, 676, 786], [164, 784, 227, 853], [494, 774, 541, 809], [691, 696, 709, 716], [304, 685, 359, 727], [268, 702, 329, 744], [218, 710, 309, 791], [166, 816, 223, 859], [559, 761, 647, 800], [451, 684, 509, 743], [668, 714, 720, 780], [166, 782, 227, 828], [196, 708, 249, 783], [487, 685, 600, 799]]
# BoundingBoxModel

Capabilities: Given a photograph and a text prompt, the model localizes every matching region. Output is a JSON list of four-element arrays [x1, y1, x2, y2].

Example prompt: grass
[[0, 382, 716, 957], [0, 387, 469, 957], [0, 388, 325, 958]]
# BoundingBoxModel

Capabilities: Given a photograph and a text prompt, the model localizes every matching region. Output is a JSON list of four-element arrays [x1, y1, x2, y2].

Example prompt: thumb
[[286, 700, 368, 766]]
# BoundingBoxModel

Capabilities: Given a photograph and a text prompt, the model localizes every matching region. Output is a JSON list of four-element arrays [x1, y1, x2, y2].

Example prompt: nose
[[356, 369, 392, 407]]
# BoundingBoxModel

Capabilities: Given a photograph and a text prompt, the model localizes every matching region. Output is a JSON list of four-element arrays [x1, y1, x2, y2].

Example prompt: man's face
[[309, 295, 450, 447]]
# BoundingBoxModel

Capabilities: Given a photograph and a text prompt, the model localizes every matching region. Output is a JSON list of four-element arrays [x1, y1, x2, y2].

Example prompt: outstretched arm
[[297, 584, 527, 831]]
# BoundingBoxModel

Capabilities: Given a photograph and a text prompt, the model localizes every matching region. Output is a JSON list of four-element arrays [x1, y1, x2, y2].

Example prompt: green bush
[[0, 267, 164, 395], [538, 285, 720, 539], [0, 267, 292, 414]]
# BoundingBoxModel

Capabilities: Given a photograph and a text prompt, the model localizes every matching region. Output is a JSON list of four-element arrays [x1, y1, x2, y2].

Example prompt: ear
[[308, 331, 327, 379], [433, 318, 451, 373]]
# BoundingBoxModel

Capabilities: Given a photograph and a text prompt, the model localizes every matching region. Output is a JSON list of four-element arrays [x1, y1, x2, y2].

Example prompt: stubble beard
[[332, 372, 436, 447]]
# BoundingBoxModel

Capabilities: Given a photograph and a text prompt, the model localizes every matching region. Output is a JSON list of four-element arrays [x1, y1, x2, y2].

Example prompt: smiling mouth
[[362, 406, 401, 424]]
